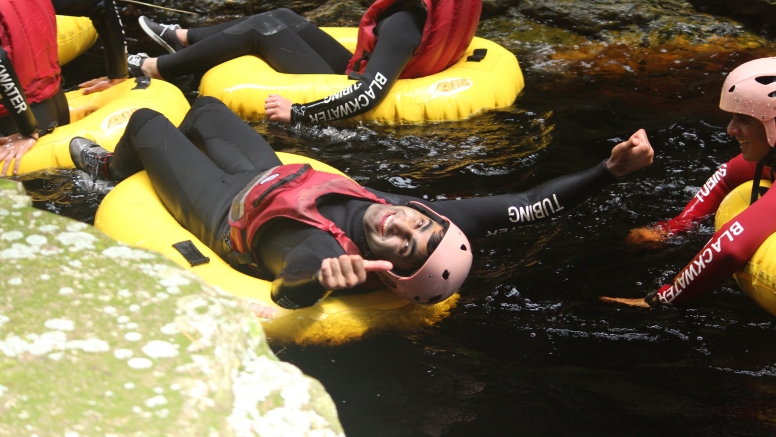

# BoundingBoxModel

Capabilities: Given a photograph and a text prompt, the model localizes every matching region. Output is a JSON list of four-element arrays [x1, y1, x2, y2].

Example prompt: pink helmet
[[376, 202, 473, 304], [720, 57, 776, 147]]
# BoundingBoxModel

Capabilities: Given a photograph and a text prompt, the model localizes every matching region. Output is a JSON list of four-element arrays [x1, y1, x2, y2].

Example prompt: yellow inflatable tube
[[715, 180, 776, 315], [4, 78, 190, 176], [57, 16, 98, 65], [94, 153, 458, 345], [200, 28, 524, 124]]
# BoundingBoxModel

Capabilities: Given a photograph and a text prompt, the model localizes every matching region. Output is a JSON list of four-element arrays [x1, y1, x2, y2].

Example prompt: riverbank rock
[[474, 0, 775, 115], [121, 0, 776, 39], [0, 178, 345, 436], [687, 0, 776, 36]]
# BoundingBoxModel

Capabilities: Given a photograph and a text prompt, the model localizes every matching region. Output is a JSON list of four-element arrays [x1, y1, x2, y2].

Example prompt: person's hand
[[0, 132, 38, 175], [79, 77, 126, 95], [318, 254, 393, 290], [600, 296, 651, 308], [264, 94, 293, 123], [626, 226, 668, 249], [606, 129, 654, 178]]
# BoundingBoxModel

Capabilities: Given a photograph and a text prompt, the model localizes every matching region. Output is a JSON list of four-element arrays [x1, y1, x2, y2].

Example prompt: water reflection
[[259, 108, 554, 199]]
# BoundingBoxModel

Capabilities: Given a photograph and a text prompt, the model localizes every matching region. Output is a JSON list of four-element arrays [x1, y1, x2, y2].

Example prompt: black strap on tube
[[467, 48, 487, 62], [172, 240, 210, 267]]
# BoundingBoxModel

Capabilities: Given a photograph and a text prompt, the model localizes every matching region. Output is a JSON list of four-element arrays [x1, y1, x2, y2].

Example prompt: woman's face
[[362, 204, 444, 272], [727, 114, 772, 161]]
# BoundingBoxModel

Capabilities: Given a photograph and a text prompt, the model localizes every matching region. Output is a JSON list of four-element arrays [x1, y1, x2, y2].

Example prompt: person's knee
[[272, 8, 301, 20], [191, 96, 225, 110], [235, 12, 287, 36], [129, 108, 162, 124], [180, 97, 231, 135], [270, 8, 309, 30], [126, 108, 166, 135], [184, 97, 228, 124]]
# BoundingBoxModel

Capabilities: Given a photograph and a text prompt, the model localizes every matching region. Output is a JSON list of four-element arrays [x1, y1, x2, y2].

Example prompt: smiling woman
[[622, 57, 776, 311], [727, 113, 772, 161]]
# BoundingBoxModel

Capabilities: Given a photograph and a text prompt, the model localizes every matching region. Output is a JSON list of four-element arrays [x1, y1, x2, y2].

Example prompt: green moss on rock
[[0, 180, 345, 436]]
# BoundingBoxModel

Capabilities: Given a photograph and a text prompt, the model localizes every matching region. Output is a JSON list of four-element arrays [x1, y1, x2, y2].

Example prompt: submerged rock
[[0, 179, 344, 436]]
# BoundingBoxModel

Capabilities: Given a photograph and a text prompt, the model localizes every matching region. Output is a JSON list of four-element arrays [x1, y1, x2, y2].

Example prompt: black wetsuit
[[155, 7, 426, 123], [108, 97, 619, 309]]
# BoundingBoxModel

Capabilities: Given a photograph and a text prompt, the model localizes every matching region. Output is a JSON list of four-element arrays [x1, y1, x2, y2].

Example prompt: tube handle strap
[[172, 240, 210, 267]]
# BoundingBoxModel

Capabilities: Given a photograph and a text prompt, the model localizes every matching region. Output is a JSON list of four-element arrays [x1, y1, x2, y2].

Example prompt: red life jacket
[[0, 0, 60, 118], [228, 164, 388, 267], [346, 0, 482, 79]]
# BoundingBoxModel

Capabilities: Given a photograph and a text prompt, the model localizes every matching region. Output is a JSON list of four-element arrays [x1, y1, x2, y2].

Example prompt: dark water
[[261, 55, 776, 436], [31, 21, 776, 437]]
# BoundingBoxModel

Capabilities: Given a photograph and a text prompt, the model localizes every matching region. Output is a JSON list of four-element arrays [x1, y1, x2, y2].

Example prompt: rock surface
[[124, 0, 776, 39], [0, 178, 344, 436]]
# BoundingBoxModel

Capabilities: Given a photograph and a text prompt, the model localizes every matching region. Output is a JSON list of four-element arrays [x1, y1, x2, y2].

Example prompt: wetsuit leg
[[186, 17, 250, 43], [103, 111, 230, 258], [156, 8, 351, 79], [50, 0, 127, 79], [269, 8, 352, 72], [177, 96, 282, 174], [108, 97, 281, 259]]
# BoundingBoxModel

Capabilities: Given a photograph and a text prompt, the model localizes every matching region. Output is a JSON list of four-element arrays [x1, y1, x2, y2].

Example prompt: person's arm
[[0, 47, 37, 137], [0, 46, 40, 175], [267, 9, 424, 123], [430, 160, 619, 240], [429, 130, 655, 240], [269, 232, 391, 309], [627, 154, 760, 245], [646, 186, 776, 307]]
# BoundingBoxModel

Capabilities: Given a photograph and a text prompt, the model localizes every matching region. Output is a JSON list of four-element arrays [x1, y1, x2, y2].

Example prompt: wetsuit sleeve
[[650, 186, 776, 306], [653, 154, 760, 235], [53, 0, 128, 79], [269, 232, 346, 309], [289, 9, 423, 123], [0, 47, 38, 137], [426, 160, 620, 240]]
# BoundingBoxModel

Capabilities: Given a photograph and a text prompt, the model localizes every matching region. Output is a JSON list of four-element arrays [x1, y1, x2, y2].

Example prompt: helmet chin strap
[[750, 147, 776, 205]]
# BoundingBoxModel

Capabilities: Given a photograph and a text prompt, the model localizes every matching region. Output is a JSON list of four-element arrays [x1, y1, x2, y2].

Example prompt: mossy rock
[[0, 179, 344, 436]]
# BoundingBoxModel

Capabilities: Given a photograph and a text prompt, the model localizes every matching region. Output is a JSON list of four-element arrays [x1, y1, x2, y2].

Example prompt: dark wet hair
[[426, 229, 445, 255]]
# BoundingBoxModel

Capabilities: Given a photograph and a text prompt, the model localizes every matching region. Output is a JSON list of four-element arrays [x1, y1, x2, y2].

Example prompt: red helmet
[[375, 202, 472, 304], [720, 57, 776, 147]]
